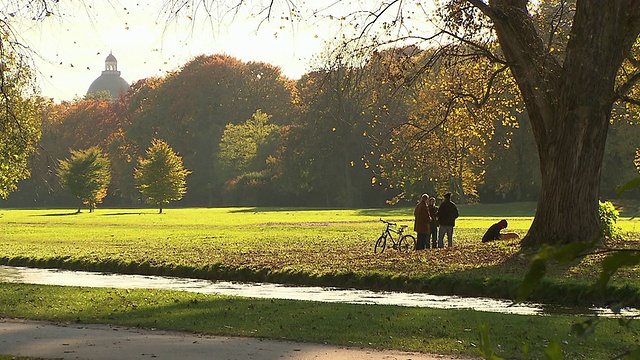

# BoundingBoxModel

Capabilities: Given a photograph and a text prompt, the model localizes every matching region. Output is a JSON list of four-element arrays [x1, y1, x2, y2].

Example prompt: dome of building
[[87, 52, 130, 100]]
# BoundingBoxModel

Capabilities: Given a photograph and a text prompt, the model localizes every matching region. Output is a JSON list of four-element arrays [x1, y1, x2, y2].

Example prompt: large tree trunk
[[525, 103, 610, 245], [476, 0, 640, 245]]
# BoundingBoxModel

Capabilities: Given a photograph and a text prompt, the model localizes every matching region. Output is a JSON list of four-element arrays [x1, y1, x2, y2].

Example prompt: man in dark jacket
[[437, 193, 459, 247], [413, 194, 431, 250]]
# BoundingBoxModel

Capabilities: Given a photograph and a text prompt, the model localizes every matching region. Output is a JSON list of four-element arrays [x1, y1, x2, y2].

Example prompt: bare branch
[[449, 64, 510, 107]]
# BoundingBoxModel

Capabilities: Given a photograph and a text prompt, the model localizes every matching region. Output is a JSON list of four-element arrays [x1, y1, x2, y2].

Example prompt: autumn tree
[[3, 99, 61, 207], [216, 109, 282, 205], [374, 50, 506, 204], [40, 97, 122, 174], [319, 0, 640, 244], [354, 48, 421, 205], [52, 97, 121, 151], [448, 1, 640, 245], [286, 66, 386, 207], [217, 110, 278, 175], [58, 146, 111, 213], [482, 107, 541, 202], [0, 22, 43, 199], [134, 139, 190, 213]]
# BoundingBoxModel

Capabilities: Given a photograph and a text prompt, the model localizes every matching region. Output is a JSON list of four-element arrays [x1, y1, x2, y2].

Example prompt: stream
[[1, 265, 635, 317]]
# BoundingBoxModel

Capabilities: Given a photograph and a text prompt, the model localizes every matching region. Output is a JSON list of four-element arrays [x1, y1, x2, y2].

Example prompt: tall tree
[[134, 139, 190, 213], [314, 0, 640, 244], [458, 1, 640, 245], [291, 67, 383, 207], [375, 50, 503, 204], [58, 146, 111, 213], [0, 22, 43, 199]]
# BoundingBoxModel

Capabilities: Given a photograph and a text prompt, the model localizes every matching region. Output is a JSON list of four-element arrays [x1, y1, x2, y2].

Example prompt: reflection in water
[[0, 266, 635, 317]]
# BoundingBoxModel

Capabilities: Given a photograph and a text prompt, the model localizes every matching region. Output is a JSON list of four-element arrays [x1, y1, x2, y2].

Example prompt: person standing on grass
[[428, 196, 439, 248], [437, 192, 459, 247], [413, 194, 431, 250]]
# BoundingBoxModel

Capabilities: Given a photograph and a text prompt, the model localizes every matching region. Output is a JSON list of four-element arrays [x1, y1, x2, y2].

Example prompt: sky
[[17, 1, 340, 102]]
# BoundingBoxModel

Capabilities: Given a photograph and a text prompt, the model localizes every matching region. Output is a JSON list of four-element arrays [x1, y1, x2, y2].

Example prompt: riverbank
[[0, 265, 547, 315]]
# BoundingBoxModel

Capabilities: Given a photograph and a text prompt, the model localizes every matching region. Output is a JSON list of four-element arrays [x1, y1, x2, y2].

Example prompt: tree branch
[[448, 64, 510, 108], [617, 69, 640, 100]]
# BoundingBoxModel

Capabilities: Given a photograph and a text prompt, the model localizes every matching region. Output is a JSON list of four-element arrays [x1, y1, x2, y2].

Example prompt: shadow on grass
[[102, 212, 146, 216], [2, 282, 628, 359], [356, 208, 412, 217], [225, 207, 413, 218], [36, 211, 149, 216], [36, 211, 80, 217], [228, 207, 383, 213], [1, 284, 481, 356], [433, 248, 640, 309], [457, 202, 537, 217], [226, 204, 539, 218]]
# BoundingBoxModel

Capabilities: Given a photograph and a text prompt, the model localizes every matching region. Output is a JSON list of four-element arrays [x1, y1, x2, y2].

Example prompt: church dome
[[87, 52, 130, 100]]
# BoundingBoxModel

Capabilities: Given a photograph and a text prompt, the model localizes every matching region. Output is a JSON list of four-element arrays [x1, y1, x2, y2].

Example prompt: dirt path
[[0, 318, 478, 360]]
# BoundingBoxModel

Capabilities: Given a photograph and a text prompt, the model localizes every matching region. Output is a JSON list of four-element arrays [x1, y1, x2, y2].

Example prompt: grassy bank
[[1, 282, 637, 359], [1, 205, 639, 307]]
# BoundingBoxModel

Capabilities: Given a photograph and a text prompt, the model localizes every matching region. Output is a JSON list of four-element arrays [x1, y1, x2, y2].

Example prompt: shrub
[[598, 200, 622, 241]]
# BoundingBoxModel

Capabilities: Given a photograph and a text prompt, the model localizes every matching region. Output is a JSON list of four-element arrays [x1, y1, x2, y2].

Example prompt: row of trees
[[3, 49, 640, 211], [58, 140, 189, 213]]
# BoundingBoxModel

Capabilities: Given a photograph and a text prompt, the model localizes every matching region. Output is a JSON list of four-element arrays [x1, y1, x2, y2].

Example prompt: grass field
[[1, 203, 640, 359]]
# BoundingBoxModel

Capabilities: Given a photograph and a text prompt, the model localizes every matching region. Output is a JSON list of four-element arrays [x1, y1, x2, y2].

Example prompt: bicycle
[[374, 218, 416, 254]]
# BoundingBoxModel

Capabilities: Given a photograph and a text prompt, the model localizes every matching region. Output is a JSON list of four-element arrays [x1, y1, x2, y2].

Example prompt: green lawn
[[1, 204, 639, 359]]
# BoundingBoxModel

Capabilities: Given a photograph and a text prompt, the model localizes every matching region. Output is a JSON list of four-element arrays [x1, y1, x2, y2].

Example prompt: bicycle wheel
[[374, 235, 387, 254], [398, 234, 416, 252]]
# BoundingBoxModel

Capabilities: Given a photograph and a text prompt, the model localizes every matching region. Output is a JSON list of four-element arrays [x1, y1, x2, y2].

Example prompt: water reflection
[[0, 266, 635, 317]]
